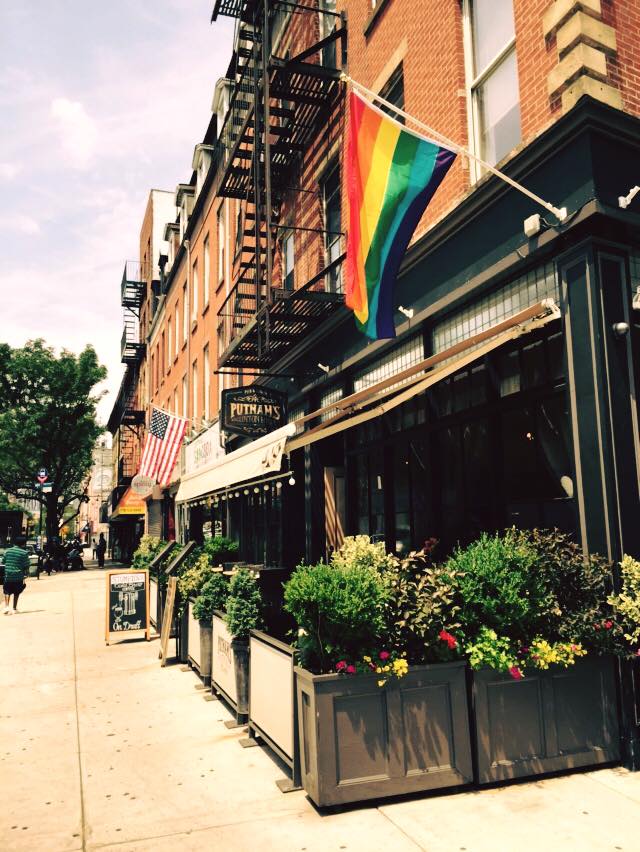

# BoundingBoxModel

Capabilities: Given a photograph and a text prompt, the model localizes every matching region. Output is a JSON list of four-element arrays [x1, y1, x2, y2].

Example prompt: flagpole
[[342, 73, 568, 223]]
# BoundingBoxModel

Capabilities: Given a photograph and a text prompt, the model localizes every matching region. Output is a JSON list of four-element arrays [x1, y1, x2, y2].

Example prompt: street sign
[[37, 467, 48, 484], [42, 483, 52, 494]]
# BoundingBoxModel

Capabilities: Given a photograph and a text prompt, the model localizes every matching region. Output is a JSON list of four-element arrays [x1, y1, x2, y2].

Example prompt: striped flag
[[346, 89, 456, 339], [138, 407, 188, 486]]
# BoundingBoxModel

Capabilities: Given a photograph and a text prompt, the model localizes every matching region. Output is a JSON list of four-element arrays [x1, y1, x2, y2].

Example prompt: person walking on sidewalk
[[3, 536, 28, 614], [96, 532, 106, 568]]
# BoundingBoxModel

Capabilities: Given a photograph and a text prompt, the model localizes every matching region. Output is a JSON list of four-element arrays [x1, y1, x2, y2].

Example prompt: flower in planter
[[379, 650, 390, 661], [346, 664, 356, 674], [335, 660, 347, 672], [438, 629, 458, 650], [508, 666, 524, 680]]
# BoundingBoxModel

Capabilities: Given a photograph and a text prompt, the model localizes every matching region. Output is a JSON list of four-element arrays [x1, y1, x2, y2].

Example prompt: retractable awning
[[287, 299, 560, 452], [175, 423, 296, 504]]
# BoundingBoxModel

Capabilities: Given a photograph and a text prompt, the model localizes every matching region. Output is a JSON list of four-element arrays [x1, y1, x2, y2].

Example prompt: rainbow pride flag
[[345, 90, 456, 339]]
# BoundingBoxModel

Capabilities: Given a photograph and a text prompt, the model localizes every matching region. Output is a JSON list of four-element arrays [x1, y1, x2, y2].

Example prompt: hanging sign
[[221, 387, 287, 439], [131, 473, 155, 496], [105, 569, 150, 644]]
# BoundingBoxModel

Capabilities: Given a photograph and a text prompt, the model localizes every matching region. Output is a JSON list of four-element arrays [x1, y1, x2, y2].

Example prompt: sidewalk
[[1, 569, 639, 852]]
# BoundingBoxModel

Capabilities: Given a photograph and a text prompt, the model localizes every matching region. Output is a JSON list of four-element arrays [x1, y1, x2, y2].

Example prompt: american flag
[[138, 407, 188, 485]]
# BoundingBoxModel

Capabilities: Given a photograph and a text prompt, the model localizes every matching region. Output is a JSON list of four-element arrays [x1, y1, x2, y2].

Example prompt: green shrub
[[193, 572, 230, 622], [132, 536, 167, 572], [202, 536, 239, 565], [382, 549, 461, 664], [445, 530, 554, 643], [330, 535, 398, 574], [283, 561, 388, 673], [177, 549, 213, 600], [516, 528, 613, 647], [225, 568, 262, 640], [609, 554, 640, 649]]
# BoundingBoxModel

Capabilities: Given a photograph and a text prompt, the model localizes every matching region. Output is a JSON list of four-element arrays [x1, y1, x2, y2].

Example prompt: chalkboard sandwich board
[[106, 569, 150, 645]]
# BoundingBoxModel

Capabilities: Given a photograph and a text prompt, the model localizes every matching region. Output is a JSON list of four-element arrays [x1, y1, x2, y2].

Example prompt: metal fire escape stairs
[[213, 0, 347, 371]]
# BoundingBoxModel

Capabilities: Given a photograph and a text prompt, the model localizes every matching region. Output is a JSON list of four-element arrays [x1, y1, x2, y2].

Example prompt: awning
[[111, 488, 147, 520], [175, 423, 296, 504], [287, 300, 560, 452]]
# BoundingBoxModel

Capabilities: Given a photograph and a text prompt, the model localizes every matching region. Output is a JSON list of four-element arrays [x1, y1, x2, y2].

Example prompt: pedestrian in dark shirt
[[3, 536, 28, 615], [96, 533, 107, 568]]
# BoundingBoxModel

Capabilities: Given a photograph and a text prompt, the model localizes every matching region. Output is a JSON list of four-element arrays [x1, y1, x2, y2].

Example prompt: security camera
[[612, 322, 630, 338], [317, 363, 330, 373]]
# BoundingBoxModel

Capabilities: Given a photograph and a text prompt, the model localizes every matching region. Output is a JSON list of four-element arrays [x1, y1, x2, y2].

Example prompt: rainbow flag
[[345, 90, 456, 339]]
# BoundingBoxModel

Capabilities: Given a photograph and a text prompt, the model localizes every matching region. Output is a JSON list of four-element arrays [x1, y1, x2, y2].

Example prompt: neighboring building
[[77, 437, 112, 543]]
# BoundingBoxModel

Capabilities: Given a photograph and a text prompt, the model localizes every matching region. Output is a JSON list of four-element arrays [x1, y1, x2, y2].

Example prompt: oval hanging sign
[[221, 387, 287, 439], [131, 474, 155, 496]]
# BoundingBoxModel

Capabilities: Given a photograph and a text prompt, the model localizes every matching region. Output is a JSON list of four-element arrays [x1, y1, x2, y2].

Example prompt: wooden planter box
[[295, 661, 472, 807], [473, 655, 620, 784]]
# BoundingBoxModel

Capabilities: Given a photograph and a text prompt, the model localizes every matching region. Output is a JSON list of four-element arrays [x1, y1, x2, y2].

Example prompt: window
[[464, 0, 521, 171], [151, 353, 156, 394], [173, 388, 178, 415], [203, 345, 210, 421], [379, 63, 405, 119], [160, 333, 165, 378], [192, 262, 199, 320], [321, 0, 338, 69], [182, 375, 188, 419], [167, 322, 172, 371], [217, 207, 225, 285], [182, 282, 188, 342], [203, 235, 210, 306], [322, 164, 342, 293], [283, 232, 295, 290], [174, 306, 179, 359], [192, 361, 199, 421]]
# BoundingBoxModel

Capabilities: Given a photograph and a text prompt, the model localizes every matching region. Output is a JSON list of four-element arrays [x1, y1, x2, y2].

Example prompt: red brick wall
[[602, 0, 640, 118]]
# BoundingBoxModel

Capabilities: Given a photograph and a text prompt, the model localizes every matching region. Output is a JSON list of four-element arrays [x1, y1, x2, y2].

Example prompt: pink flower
[[509, 666, 524, 680], [594, 623, 601, 631], [335, 661, 347, 672], [346, 664, 356, 675], [636, 649, 640, 657], [604, 621, 613, 630], [379, 651, 390, 661]]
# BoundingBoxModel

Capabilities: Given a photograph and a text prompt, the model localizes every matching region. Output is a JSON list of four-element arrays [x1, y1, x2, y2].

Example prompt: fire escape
[[213, 0, 347, 371], [108, 263, 148, 509]]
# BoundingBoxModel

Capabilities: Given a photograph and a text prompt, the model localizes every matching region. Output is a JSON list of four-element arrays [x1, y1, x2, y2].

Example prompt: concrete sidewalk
[[1, 570, 639, 852]]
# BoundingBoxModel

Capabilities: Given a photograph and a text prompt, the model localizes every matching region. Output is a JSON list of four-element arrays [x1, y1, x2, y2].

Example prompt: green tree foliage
[[0, 340, 106, 538]]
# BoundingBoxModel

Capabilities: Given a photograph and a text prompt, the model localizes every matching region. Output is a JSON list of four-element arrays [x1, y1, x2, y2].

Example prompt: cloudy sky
[[0, 1, 235, 423]]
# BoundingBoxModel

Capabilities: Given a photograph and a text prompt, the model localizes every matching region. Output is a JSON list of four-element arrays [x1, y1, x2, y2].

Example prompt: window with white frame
[[173, 388, 178, 415], [432, 262, 558, 354], [203, 234, 210, 305], [174, 306, 179, 358], [192, 360, 198, 421], [182, 374, 188, 419], [167, 322, 172, 371], [353, 334, 424, 392], [320, 386, 343, 422], [323, 164, 342, 293], [192, 262, 199, 320], [182, 282, 188, 341], [217, 206, 225, 285], [283, 232, 295, 290], [203, 345, 210, 422], [463, 0, 521, 173]]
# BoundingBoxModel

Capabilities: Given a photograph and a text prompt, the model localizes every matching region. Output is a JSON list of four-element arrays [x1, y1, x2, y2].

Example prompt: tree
[[0, 340, 107, 539]]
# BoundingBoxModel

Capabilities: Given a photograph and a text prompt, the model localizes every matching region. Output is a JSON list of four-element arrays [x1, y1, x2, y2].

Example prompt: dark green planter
[[473, 655, 620, 784], [295, 661, 472, 808], [232, 638, 250, 717]]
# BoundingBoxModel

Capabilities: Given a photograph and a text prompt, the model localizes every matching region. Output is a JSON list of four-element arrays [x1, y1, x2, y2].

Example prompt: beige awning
[[287, 300, 559, 453], [175, 423, 296, 504]]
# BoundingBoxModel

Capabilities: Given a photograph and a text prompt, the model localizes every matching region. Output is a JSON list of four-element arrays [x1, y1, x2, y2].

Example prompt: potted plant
[[446, 529, 620, 784], [225, 568, 262, 718], [192, 572, 230, 686], [284, 537, 473, 808]]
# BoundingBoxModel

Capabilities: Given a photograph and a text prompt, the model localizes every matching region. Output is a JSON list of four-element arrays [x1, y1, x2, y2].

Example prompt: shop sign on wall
[[184, 421, 225, 477], [221, 387, 287, 439]]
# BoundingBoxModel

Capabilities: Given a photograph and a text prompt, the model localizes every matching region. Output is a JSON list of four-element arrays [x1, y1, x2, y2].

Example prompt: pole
[[342, 74, 568, 223]]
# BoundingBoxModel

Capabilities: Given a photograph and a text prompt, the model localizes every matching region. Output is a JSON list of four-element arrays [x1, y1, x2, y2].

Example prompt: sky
[[0, 1, 235, 423]]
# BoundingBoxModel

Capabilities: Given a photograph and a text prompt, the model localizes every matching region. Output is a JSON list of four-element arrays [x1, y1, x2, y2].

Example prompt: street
[[1, 567, 639, 851]]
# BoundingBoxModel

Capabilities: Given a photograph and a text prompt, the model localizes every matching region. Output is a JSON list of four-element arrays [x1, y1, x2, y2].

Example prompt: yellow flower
[[363, 655, 372, 663], [377, 679, 387, 687], [376, 666, 382, 674]]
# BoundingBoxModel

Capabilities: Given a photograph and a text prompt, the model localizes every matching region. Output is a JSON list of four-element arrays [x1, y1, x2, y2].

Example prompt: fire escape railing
[[212, 0, 347, 370]]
